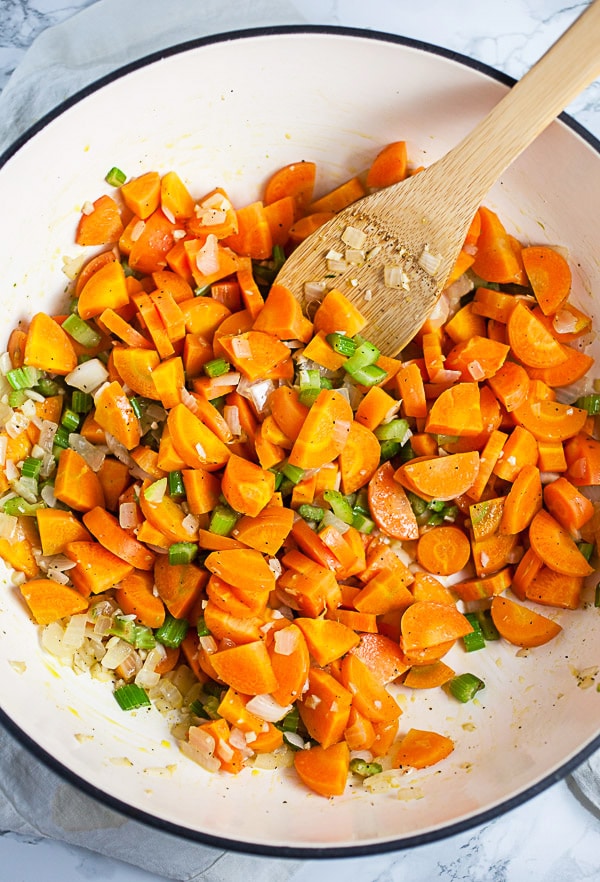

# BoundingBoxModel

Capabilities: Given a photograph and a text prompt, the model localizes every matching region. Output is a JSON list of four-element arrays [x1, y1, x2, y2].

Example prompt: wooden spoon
[[275, 0, 600, 356]]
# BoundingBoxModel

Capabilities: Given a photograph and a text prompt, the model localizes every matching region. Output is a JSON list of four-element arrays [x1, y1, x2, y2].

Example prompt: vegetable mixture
[[1, 140, 599, 798]]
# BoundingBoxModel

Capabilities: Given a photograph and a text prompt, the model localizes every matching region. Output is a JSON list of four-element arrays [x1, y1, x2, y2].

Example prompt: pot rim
[[1, 23, 600, 858]]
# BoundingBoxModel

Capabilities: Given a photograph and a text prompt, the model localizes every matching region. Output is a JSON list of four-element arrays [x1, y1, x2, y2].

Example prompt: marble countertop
[[2, 1, 600, 880]]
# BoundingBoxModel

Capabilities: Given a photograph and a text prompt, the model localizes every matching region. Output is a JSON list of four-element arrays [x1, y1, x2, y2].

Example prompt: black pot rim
[[1, 23, 599, 860]]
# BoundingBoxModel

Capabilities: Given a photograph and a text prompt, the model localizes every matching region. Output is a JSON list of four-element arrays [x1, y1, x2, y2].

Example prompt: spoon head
[[275, 173, 463, 356]]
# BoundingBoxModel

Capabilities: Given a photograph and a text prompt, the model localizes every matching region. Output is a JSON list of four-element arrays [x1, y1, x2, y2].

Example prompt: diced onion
[[341, 225, 367, 249], [273, 627, 299, 656], [119, 502, 139, 530], [38, 420, 58, 453], [130, 220, 146, 242], [0, 512, 17, 541], [69, 433, 106, 472], [245, 693, 293, 722], [231, 337, 252, 360], [66, 358, 109, 394], [384, 265, 410, 289], [418, 245, 442, 276], [223, 405, 241, 436], [195, 233, 219, 275]]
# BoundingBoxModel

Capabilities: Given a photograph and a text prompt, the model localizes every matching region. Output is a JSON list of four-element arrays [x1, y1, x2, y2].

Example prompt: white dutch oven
[[1, 27, 600, 856]]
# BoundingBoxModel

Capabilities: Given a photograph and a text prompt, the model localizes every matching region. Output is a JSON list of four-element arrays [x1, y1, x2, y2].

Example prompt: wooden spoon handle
[[434, 0, 600, 197]]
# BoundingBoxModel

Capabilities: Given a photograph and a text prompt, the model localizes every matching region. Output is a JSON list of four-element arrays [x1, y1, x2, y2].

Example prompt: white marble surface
[[1, 1, 600, 880]]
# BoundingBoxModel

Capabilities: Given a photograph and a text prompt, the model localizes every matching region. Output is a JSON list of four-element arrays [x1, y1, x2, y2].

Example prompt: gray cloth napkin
[[0, 2, 310, 877]]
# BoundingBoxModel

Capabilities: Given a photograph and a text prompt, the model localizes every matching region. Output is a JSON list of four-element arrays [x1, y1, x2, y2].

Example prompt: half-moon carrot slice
[[367, 462, 419, 540], [288, 389, 353, 471], [400, 600, 473, 654], [395, 451, 480, 502], [507, 301, 568, 368], [490, 595, 562, 647], [528, 508, 594, 577], [339, 420, 381, 495]]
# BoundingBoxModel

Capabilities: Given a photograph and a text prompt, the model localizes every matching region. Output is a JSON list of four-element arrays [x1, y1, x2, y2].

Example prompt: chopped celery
[[114, 683, 151, 711], [155, 613, 189, 649], [105, 166, 127, 186], [168, 542, 198, 565]]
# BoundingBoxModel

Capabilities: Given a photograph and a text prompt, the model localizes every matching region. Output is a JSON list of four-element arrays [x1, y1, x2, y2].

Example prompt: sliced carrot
[[493, 425, 538, 482], [121, 171, 161, 219], [521, 245, 571, 315], [487, 361, 530, 412], [526, 344, 594, 387], [263, 196, 296, 247], [350, 632, 409, 685], [403, 661, 455, 689], [288, 212, 336, 245], [395, 451, 480, 502], [472, 287, 516, 324], [354, 566, 414, 616], [252, 283, 313, 342], [294, 617, 359, 667], [400, 600, 473, 654], [76, 194, 123, 246], [297, 667, 353, 749], [499, 464, 542, 535], [367, 462, 419, 540], [138, 483, 198, 545], [160, 170, 195, 220], [268, 623, 311, 706], [451, 566, 512, 602], [153, 557, 207, 622], [312, 288, 367, 337], [167, 402, 230, 471], [512, 390, 588, 443], [338, 420, 381, 495], [82, 506, 155, 571], [444, 302, 487, 343], [23, 312, 77, 375], [54, 448, 105, 513], [19, 579, 89, 625], [115, 569, 165, 629], [416, 525, 471, 576], [507, 301, 568, 369], [344, 707, 376, 752], [565, 433, 600, 486], [309, 176, 366, 214], [396, 361, 427, 418], [445, 335, 509, 381], [78, 258, 130, 321], [392, 728, 454, 769], [543, 476, 594, 534], [341, 653, 402, 723], [210, 640, 277, 695], [35, 508, 92, 556], [94, 381, 142, 450], [263, 161, 316, 215], [424, 382, 483, 437], [366, 141, 408, 188], [288, 388, 353, 471], [490, 595, 562, 647], [220, 453, 275, 517], [222, 201, 272, 260], [470, 206, 524, 284], [294, 741, 350, 798], [111, 347, 160, 399], [411, 571, 456, 606], [65, 541, 133, 596], [528, 508, 594, 577], [525, 565, 583, 610]]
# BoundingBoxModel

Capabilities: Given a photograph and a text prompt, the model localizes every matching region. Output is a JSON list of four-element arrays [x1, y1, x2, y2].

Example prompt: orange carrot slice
[[490, 595, 562, 647]]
